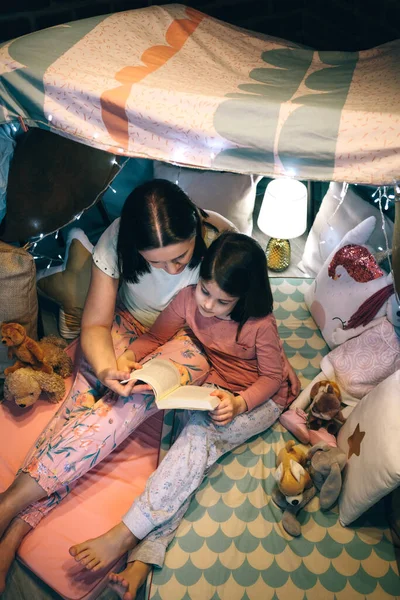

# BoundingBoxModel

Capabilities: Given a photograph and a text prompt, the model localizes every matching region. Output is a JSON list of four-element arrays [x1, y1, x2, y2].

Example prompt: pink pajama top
[[130, 286, 289, 411]]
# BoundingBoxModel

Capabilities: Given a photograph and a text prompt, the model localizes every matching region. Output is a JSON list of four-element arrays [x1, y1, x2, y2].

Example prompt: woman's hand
[[116, 350, 152, 393], [285, 357, 301, 401], [95, 351, 142, 396], [209, 390, 247, 426]]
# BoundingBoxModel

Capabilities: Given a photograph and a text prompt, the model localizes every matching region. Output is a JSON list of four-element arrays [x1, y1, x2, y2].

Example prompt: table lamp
[[257, 178, 308, 272]]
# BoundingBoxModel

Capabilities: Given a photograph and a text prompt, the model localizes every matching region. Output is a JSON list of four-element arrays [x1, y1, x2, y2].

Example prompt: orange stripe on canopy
[[101, 7, 204, 148]]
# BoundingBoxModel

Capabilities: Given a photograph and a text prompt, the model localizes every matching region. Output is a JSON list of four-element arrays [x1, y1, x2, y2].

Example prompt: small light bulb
[[378, 246, 383, 251], [109, 186, 117, 194], [210, 152, 215, 159], [93, 132, 99, 139], [48, 114, 53, 122], [118, 147, 124, 153], [39, 233, 44, 239], [46, 262, 51, 269], [175, 179, 179, 184], [58, 254, 63, 259], [55, 230, 59, 239]]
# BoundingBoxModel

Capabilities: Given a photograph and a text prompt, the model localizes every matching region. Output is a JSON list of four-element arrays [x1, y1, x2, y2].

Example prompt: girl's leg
[[72, 399, 282, 572]]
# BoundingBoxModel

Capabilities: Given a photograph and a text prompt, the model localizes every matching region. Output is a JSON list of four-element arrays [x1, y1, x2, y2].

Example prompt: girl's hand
[[285, 359, 301, 401], [209, 390, 247, 426]]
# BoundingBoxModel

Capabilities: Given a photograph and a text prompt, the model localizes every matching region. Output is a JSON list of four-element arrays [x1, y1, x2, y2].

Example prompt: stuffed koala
[[308, 442, 347, 510]]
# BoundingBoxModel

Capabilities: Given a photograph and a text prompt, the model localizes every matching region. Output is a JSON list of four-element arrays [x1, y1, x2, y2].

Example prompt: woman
[[0, 180, 300, 593]]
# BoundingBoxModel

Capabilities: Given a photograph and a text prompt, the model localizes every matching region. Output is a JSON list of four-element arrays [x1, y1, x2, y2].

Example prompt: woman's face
[[139, 237, 196, 275]]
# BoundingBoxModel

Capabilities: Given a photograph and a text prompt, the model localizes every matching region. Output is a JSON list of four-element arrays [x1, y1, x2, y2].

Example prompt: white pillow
[[153, 161, 261, 235], [338, 370, 400, 526], [300, 183, 394, 277], [304, 217, 393, 349]]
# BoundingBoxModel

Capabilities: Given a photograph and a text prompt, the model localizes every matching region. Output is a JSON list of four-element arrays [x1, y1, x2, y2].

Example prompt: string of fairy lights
[[25, 151, 128, 270], [6, 118, 398, 277]]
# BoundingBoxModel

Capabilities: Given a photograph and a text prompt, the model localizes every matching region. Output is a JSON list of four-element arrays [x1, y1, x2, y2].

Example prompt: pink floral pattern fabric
[[19, 303, 210, 527], [324, 318, 400, 399]]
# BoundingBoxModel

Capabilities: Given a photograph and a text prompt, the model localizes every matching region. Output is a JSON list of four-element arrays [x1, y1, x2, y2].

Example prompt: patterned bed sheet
[[148, 278, 400, 600]]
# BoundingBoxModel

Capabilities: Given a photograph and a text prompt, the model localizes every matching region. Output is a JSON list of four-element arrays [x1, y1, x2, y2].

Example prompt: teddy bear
[[307, 442, 347, 510], [272, 440, 316, 536], [307, 380, 345, 435], [279, 379, 345, 447], [3, 367, 67, 408], [1, 322, 73, 378]]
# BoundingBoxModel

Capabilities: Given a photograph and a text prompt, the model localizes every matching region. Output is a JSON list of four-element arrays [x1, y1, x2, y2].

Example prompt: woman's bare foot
[[0, 518, 32, 593], [69, 523, 139, 572], [108, 561, 152, 600]]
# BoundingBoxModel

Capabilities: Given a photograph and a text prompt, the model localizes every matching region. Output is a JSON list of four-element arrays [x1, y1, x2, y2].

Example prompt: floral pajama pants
[[125, 397, 282, 568], [19, 303, 210, 526]]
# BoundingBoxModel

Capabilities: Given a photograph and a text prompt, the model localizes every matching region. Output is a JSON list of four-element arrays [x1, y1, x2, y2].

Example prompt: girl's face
[[140, 237, 196, 275], [195, 279, 239, 320]]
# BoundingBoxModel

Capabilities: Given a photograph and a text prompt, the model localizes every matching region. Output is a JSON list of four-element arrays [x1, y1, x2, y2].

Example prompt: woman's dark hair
[[117, 179, 210, 283], [200, 232, 273, 340]]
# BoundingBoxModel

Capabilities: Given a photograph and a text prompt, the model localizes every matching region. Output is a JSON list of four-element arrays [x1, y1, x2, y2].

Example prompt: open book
[[121, 358, 219, 411]]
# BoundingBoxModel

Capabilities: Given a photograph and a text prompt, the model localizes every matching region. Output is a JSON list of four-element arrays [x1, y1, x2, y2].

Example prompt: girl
[[70, 232, 290, 599], [0, 181, 299, 594]]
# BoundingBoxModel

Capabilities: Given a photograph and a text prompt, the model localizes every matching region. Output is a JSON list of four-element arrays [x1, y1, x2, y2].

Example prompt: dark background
[[0, 0, 399, 50]]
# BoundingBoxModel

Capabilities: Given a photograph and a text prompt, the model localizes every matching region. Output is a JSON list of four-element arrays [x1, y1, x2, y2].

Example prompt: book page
[[120, 359, 180, 400], [157, 385, 220, 411]]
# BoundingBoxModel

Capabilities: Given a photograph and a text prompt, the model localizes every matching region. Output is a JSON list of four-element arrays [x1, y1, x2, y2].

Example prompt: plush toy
[[274, 440, 313, 505], [307, 442, 347, 510], [272, 440, 315, 536], [3, 367, 67, 407], [272, 485, 316, 537], [308, 380, 345, 435], [1, 322, 72, 377]]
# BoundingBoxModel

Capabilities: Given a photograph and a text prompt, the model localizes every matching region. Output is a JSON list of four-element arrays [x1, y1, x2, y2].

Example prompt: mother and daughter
[[0, 179, 300, 599]]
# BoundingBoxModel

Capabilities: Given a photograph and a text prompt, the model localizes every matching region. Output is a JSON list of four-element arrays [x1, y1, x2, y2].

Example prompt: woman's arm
[[80, 264, 140, 396]]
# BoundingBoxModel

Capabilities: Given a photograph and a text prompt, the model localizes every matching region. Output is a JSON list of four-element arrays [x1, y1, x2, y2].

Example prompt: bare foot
[[108, 561, 152, 600], [69, 523, 139, 572], [0, 518, 32, 593]]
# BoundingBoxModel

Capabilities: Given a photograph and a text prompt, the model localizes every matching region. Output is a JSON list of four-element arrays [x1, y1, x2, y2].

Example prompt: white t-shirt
[[93, 213, 233, 328]]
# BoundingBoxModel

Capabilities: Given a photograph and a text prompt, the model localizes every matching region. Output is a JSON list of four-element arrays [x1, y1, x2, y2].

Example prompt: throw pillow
[[153, 161, 261, 235], [304, 217, 393, 349], [37, 229, 93, 340], [0, 241, 38, 377], [299, 182, 394, 277], [320, 318, 400, 399], [337, 370, 400, 526]]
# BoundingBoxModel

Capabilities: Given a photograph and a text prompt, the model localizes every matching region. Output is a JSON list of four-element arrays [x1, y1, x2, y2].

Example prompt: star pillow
[[337, 370, 400, 526], [37, 228, 93, 340], [304, 216, 393, 349]]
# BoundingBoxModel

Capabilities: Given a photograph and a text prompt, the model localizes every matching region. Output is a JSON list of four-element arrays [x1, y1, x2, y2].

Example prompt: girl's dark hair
[[200, 232, 273, 340], [117, 179, 210, 283]]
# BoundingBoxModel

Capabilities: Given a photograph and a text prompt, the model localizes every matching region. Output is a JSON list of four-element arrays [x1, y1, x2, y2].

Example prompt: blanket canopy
[[0, 4, 399, 185]]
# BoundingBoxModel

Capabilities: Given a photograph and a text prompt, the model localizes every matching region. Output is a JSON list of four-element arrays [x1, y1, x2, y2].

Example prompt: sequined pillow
[[304, 217, 393, 349]]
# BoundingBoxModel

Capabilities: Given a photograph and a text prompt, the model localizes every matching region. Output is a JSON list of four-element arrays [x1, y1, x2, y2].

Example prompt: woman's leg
[[72, 399, 282, 572]]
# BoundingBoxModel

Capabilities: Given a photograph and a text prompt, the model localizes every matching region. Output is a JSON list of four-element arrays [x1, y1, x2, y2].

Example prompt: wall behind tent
[[0, 0, 399, 50]]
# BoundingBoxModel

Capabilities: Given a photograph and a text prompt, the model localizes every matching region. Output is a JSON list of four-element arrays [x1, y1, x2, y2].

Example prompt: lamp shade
[[257, 178, 308, 239]]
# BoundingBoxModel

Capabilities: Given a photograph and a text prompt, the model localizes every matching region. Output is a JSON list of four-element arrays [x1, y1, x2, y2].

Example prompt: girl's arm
[[240, 317, 285, 411], [80, 264, 140, 396], [127, 287, 190, 362]]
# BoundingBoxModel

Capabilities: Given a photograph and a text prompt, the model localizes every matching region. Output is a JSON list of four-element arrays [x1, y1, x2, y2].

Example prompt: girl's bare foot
[[108, 561, 152, 600], [69, 523, 139, 572], [0, 518, 32, 593]]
